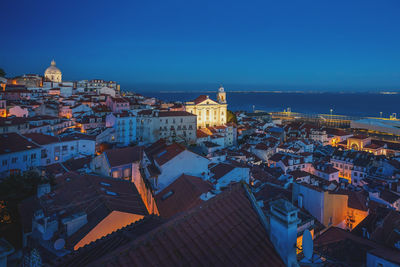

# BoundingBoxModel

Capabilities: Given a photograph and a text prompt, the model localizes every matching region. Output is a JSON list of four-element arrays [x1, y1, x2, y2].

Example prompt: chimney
[[269, 199, 300, 267]]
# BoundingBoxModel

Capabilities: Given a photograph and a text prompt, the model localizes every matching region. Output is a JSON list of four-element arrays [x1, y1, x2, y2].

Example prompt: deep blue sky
[[1, 0, 400, 92]]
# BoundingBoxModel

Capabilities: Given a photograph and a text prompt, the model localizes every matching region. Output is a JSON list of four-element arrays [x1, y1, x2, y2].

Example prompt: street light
[[380, 112, 383, 118]]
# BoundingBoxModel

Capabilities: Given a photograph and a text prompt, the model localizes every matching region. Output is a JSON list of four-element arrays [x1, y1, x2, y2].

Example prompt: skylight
[[100, 182, 111, 187], [106, 191, 117, 196], [161, 190, 174, 201], [157, 150, 167, 158]]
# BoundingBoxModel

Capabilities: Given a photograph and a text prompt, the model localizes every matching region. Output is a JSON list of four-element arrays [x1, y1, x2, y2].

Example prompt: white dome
[[45, 60, 61, 75], [44, 60, 62, 82]]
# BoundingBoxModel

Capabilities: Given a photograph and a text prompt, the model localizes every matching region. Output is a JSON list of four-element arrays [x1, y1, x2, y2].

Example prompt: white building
[[0, 133, 41, 176], [0, 132, 95, 176], [106, 112, 137, 146], [136, 110, 196, 145], [209, 162, 250, 189], [145, 142, 209, 193], [24, 133, 95, 166]]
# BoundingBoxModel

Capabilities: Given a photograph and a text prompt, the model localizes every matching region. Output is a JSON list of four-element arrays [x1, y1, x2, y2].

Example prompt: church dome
[[45, 60, 61, 75]]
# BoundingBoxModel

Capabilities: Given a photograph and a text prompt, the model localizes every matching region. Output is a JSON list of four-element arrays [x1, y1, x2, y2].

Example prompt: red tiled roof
[[153, 143, 185, 166], [23, 133, 59, 145], [197, 129, 210, 138], [0, 133, 40, 155], [144, 139, 167, 157], [314, 227, 400, 265], [254, 142, 271, 151], [55, 216, 165, 267], [104, 146, 144, 167], [155, 174, 212, 218], [91, 184, 285, 266], [50, 173, 148, 248], [192, 95, 209, 104], [210, 163, 235, 180]]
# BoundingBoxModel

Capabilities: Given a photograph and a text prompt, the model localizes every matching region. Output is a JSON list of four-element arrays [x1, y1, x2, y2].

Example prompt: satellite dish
[[42, 230, 53, 241], [54, 238, 65, 250], [302, 229, 313, 260]]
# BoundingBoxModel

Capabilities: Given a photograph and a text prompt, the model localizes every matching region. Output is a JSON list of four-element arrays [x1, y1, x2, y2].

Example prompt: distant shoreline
[[132, 90, 400, 95], [136, 91, 400, 118]]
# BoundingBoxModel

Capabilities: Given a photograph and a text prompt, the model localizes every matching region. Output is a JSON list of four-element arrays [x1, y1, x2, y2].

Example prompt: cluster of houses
[[1, 64, 400, 266]]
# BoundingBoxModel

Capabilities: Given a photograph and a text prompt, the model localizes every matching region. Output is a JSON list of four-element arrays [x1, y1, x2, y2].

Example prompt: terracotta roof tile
[[104, 146, 143, 167], [91, 184, 284, 267], [155, 174, 212, 218], [153, 143, 186, 166]]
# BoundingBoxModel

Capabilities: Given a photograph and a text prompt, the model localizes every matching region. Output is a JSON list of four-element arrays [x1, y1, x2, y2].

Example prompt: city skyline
[[2, 0, 400, 91]]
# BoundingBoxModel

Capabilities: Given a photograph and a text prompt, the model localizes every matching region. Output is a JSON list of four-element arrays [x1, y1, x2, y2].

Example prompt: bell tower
[[217, 85, 226, 104]]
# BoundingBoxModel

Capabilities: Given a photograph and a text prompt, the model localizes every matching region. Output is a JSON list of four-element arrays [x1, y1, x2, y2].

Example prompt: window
[[41, 149, 47, 158], [55, 156, 59, 161], [31, 154, 36, 160], [54, 146, 60, 153], [70, 146, 74, 151], [123, 168, 130, 178], [23, 155, 27, 162], [161, 190, 174, 200], [12, 157, 17, 164], [62, 145, 68, 151], [2, 160, 7, 166]]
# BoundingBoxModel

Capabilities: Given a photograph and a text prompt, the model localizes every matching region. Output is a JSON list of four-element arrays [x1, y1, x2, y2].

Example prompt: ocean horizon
[[133, 91, 400, 118]]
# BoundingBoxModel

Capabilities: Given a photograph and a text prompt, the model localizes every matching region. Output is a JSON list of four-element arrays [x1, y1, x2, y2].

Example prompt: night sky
[[2, 0, 400, 91]]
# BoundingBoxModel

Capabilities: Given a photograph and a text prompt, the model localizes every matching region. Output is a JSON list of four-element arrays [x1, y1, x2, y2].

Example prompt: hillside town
[[1, 62, 400, 267]]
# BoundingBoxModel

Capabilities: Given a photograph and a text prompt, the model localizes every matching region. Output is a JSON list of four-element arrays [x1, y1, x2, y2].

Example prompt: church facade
[[185, 86, 227, 129]]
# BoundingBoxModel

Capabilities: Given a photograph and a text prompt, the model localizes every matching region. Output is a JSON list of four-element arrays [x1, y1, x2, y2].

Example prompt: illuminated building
[[185, 86, 227, 129], [0, 100, 6, 117], [44, 60, 62, 82]]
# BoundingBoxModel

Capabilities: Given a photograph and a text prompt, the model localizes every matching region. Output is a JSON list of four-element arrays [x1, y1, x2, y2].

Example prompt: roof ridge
[[56, 215, 162, 263]]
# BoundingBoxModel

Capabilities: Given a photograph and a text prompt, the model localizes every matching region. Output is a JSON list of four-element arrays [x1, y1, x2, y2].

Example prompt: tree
[[227, 110, 238, 124], [0, 68, 5, 77]]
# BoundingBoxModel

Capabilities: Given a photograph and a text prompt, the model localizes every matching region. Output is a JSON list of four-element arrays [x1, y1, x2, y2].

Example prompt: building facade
[[185, 86, 227, 129], [136, 110, 196, 144], [106, 112, 137, 146]]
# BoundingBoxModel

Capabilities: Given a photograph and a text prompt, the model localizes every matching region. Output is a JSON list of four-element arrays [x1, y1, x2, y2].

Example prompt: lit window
[[55, 156, 59, 161]]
